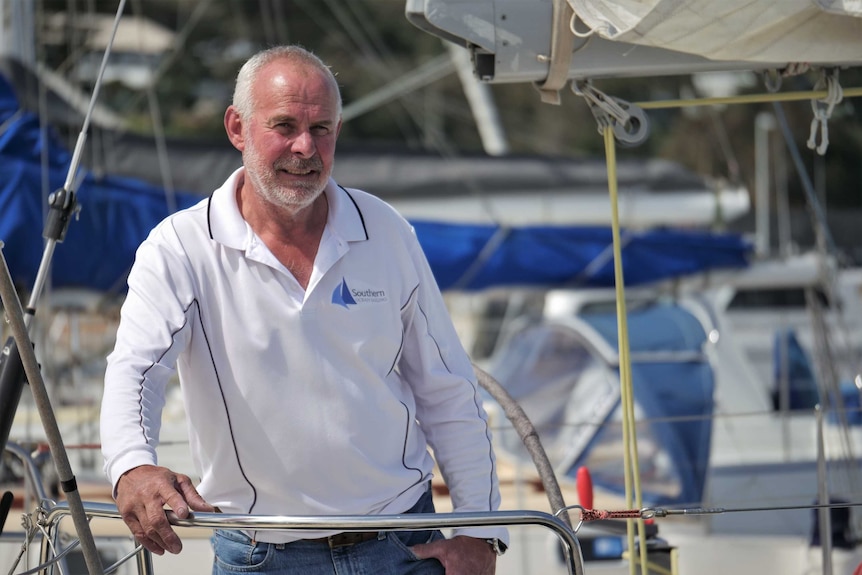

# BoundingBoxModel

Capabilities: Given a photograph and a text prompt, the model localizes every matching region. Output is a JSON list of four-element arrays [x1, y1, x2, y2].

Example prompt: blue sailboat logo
[[332, 278, 357, 308]]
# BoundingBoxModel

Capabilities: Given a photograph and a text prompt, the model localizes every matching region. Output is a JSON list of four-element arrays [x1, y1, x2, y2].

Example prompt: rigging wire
[[117, 0, 214, 121], [307, 0, 423, 145], [771, 98, 862, 533], [268, 0, 290, 45], [561, 499, 862, 525], [130, 0, 176, 214], [320, 0, 389, 76], [304, 0, 507, 224], [707, 107, 741, 187], [225, 0, 254, 46], [582, 74, 862, 557], [320, 0, 508, 158], [341, 0, 396, 63], [257, 0, 277, 46]]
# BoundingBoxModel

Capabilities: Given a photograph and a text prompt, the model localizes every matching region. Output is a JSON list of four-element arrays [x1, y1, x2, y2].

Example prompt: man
[[100, 45, 507, 575]]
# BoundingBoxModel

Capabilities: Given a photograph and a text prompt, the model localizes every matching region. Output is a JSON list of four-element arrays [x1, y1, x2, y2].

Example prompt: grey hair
[[232, 45, 342, 120]]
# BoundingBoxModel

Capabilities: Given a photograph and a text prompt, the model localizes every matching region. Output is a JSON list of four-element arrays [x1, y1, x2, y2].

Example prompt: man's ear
[[224, 106, 245, 151]]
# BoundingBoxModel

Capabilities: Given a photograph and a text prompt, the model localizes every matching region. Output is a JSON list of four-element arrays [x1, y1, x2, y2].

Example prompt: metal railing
[[35, 502, 585, 575], [3, 443, 585, 575]]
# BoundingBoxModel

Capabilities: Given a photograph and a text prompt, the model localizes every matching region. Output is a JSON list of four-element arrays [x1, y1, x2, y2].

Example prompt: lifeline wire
[[567, 499, 862, 521]]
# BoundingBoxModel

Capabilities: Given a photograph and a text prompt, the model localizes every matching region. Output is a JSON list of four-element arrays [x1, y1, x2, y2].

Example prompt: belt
[[306, 531, 380, 548]]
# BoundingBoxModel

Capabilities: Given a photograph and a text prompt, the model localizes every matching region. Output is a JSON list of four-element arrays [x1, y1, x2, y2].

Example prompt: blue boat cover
[[0, 73, 751, 294], [573, 303, 715, 505], [485, 301, 715, 505], [413, 220, 751, 291]]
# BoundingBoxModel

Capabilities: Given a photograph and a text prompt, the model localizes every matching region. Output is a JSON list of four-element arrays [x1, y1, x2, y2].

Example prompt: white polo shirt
[[101, 168, 506, 544]]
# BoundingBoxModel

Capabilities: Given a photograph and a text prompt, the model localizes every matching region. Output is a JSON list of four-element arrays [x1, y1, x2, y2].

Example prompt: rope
[[569, 11, 608, 39], [622, 552, 676, 575], [602, 126, 648, 575], [634, 86, 862, 109]]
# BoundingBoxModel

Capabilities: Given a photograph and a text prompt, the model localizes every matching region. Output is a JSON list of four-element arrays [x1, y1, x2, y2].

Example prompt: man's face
[[240, 61, 342, 211]]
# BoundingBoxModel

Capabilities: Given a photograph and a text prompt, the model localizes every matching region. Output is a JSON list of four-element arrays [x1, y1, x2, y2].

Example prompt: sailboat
[[2, 2, 862, 575], [405, 2, 862, 574], [477, 251, 862, 574]]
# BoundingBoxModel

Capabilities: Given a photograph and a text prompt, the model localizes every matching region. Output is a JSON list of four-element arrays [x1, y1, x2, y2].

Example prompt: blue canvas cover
[[0, 73, 751, 295], [771, 328, 820, 410], [486, 301, 714, 505], [0, 74, 201, 293], [412, 220, 751, 291], [572, 303, 715, 505]]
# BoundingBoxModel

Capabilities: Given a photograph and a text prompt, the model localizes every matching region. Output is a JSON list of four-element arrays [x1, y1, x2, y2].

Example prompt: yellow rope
[[622, 550, 675, 575], [603, 126, 648, 575], [589, 79, 855, 575], [635, 86, 862, 110]]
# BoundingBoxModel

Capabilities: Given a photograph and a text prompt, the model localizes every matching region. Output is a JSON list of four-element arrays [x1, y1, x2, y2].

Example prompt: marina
[[3, 1, 862, 574]]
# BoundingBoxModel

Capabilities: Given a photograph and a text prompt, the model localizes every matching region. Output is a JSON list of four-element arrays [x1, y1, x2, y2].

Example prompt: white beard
[[243, 135, 328, 212]]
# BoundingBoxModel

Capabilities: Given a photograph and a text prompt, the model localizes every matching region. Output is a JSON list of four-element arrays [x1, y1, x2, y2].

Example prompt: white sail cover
[[568, 0, 862, 64]]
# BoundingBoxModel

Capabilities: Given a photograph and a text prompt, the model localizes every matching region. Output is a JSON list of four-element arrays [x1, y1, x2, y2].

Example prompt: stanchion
[[0, 242, 104, 574]]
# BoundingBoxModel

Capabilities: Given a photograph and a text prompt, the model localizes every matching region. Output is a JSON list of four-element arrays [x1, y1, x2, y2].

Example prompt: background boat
[[479, 250, 862, 574], [406, 1, 862, 573]]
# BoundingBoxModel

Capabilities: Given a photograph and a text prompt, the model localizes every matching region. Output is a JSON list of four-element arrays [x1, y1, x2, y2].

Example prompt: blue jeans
[[211, 488, 445, 574]]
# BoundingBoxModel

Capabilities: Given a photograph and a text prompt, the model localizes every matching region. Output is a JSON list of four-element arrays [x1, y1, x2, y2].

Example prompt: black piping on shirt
[[206, 192, 215, 240], [415, 298, 498, 511], [190, 298, 259, 514], [338, 185, 369, 240]]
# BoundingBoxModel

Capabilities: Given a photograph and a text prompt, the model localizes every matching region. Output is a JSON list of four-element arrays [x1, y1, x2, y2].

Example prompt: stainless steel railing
[[3, 442, 585, 575], [41, 501, 586, 575]]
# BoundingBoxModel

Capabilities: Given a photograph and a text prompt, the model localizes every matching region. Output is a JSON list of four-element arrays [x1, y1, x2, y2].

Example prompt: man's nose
[[291, 130, 316, 157]]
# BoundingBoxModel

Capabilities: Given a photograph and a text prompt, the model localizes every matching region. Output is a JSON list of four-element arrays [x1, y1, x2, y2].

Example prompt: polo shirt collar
[[207, 167, 368, 249]]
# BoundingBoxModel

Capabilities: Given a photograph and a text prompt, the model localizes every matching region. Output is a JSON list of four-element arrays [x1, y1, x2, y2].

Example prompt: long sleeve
[[398, 232, 508, 544], [100, 218, 197, 493]]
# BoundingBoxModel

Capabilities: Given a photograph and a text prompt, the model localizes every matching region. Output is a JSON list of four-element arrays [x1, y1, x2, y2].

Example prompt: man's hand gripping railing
[[37, 501, 587, 575]]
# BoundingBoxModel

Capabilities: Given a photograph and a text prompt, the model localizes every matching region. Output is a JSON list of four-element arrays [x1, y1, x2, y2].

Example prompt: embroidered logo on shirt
[[332, 278, 358, 308], [332, 277, 388, 308]]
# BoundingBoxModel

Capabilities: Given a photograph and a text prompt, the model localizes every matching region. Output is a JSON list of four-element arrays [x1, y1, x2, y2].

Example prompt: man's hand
[[411, 535, 496, 575], [115, 465, 215, 555]]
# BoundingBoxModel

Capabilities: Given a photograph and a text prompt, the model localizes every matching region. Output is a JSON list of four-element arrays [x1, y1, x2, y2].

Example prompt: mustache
[[274, 157, 324, 172]]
